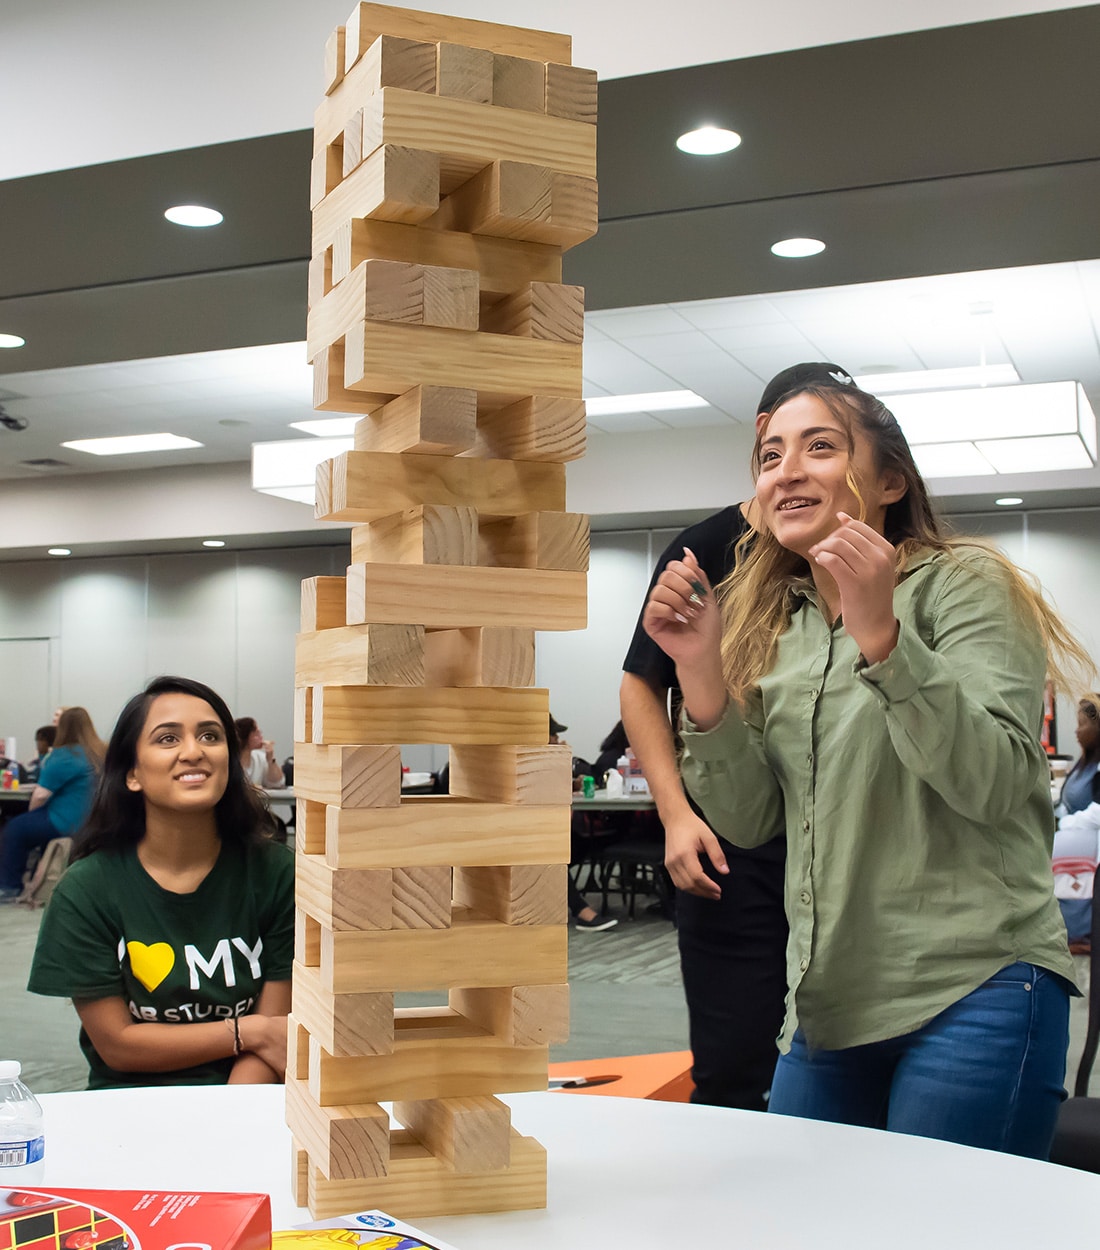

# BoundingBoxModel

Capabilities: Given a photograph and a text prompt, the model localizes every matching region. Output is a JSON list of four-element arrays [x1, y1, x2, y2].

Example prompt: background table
[[572, 789, 655, 812], [35, 1085, 1100, 1248]]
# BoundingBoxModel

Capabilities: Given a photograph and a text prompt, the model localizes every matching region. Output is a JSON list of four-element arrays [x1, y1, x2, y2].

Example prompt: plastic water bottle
[[0, 1061, 45, 1185]]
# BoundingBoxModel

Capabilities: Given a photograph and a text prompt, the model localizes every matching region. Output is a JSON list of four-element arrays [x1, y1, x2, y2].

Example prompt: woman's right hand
[[642, 548, 722, 668]]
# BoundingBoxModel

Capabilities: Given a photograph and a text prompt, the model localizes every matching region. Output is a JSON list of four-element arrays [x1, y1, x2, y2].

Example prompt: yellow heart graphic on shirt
[[126, 941, 176, 992]]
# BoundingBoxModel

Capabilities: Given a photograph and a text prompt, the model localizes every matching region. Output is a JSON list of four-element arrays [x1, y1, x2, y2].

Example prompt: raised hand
[[809, 512, 899, 664]]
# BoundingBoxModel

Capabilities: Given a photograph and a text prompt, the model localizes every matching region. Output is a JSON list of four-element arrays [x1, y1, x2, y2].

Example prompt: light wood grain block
[[453, 864, 568, 925], [301, 576, 348, 631], [545, 62, 598, 124], [353, 385, 476, 456], [289, 1018, 311, 1082], [351, 506, 479, 566], [308, 247, 331, 308], [320, 909, 566, 993], [342, 108, 366, 178], [492, 53, 546, 113], [286, 1075, 390, 1180], [302, 1130, 546, 1220], [450, 983, 570, 1046], [312, 342, 391, 415], [332, 217, 561, 296], [310, 142, 345, 210], [291, 1144, 309, 1208], [297, 798, 327, 855], [431, 160, 597, 247], [478, 511, 590, 571], [481, 282, 584, 343], [296, 908, 322, 969], [314, 145, 441, 255], [292, 743, 403, 808], [343, 319, 582, 407], [294, 686, 314, 743], [295, 622, 425, 685], [324, 26, 346, 95], [321, 450, 565, 523], [345, 563, 586, 630], [293, 963, 394, 1057], [393, 1095, 511, 1173], [392, 865, 453, 929], [324, 797, 570, 869], [437, 42, 493, 103], [297, 853, 394, 931], [344, 30, 437, 94], [448, 744, 573, 804], [308, 1004, 551, 1102], [310, 684, 549, 746], [473, 395, 586, 462], [358, 87, 597, 187], [423, 626, 535, 687], [315, 457, 335, 520]]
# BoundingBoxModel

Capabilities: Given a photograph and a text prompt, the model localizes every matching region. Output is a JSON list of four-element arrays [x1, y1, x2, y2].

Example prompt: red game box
[[0, 1187, 270, 1250]]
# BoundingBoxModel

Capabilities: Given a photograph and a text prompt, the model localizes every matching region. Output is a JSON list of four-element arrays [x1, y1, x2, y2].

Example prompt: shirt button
[[800, 891, 811, 905], [810, 689, 819, 701], [802, 819, 810, 831], [799, 958, 809, 972]]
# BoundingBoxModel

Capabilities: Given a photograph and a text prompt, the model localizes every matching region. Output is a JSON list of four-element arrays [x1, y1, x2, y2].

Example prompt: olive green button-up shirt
[[681, 546, 1076, 1052]]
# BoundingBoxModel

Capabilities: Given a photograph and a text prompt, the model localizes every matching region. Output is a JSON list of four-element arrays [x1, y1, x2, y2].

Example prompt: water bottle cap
[[0, 1061, 21, 1079]]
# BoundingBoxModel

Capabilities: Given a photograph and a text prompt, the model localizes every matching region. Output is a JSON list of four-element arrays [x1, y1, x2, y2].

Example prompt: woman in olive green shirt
[[643, 378, 1084, 1159]]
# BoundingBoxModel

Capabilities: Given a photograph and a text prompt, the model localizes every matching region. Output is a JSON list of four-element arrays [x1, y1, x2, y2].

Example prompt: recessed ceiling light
[[61, 433, 204, 456], [585, 390, 709, 416], [289, 417, 359, 437], [995, 497, 1023, 507], [771, 237, 826, 258], [202, 539, 226, 548], [47, 548, 71, 557], [676, 126, 741, 156], [0, 333, 26, 349], [164, 205, 224, 228]]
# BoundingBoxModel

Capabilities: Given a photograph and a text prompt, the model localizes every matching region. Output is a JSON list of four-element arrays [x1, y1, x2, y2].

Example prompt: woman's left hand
[[810, 512, 899, 664]]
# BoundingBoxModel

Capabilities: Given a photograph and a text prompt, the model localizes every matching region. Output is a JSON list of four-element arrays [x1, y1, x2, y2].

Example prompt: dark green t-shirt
[[28, 838, 294, 1089]]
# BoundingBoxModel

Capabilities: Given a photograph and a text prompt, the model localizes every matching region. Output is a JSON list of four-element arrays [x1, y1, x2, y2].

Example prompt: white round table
[[35, 1085, 1100, 1248]]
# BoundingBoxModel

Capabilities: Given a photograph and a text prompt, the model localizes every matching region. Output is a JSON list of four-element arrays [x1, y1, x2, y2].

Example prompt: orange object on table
[[548, 1051, 694, 1101]]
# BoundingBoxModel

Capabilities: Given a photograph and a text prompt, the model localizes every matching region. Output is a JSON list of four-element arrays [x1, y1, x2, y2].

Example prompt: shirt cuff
[[679, 701, 746, 760], [855, 618, 936, 705]]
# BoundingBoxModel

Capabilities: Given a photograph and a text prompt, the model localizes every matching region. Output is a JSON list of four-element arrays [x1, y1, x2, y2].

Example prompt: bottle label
[[0, 1136, 44, 1166]]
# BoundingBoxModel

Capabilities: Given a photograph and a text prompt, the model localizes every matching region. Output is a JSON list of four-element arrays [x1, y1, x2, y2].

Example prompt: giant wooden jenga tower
[[286, 2, 596, 1220]]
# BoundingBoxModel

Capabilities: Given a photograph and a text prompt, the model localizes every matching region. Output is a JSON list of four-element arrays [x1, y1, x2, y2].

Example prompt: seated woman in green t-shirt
[[29, 676, 295, 1089]]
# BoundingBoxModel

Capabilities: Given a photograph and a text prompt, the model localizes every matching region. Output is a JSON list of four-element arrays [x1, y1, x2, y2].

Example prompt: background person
[[29, 675, 294, 1088], [0, 707, 104, 900], [1051, 692, 1100, 948], [234, 716, 284, 788], [644, 376, 1086, 1158], [23, 725, 57, 785]]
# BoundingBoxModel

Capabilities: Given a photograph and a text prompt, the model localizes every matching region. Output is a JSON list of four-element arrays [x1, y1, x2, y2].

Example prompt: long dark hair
[[72, 676, 272, 861]]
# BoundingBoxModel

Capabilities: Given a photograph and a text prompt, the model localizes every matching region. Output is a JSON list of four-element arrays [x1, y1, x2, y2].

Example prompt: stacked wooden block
[[287, 2, 596, 1221]]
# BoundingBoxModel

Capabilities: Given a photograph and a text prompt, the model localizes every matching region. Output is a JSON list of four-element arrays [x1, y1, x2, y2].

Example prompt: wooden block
[[303, 1130, 546, 1220], [292, 743, 402, 808], [350, 506, 479, 566], [545, 62, 598, 124], [286, 1075, 390, 1181], [307, 248, 331, 310], [295, 908, 322, 968], [481, 282, 584, 343], [295, 622, 425, 686], [297, 798, 327, 855], [312, 342, 390, 416], [450, 983, 570, 1046], [289, 1018, 311, 1082], [322, 451, 565, 523], [342, 109, 365, 178], [307, 258, 479, 361], [393, 1096, 511, 1173], [391, 865, 453, 929], [332, 217, 561, 297], [359, 88, 597, 187], [294, 686, 314, 743], [325, 798, 570, 869], [315, 457, 334, 521], [293, 963, 394, 1057], [297, 853, 394, 930], [431, 160, 597, 247], [344, 30, 437, 92], [323, 26, 346, 95], [353, 385, 477, 456], [345, 563, 586, 631], [310, 142, 345, 210], [301, 576, 348, 631], [473, 395, 586, 463], [453, 864, 568, 925], [478, 511, 590, 571], [448, 744, 572, 805], [313, 146, 441, 248], [437, 42, 493, 103], [291, 1144, 309, 1208], [423, 627, 535, 687], [343, 319, 582, 407], [492, 53, 546, 113], [310, 684, 548, 746]]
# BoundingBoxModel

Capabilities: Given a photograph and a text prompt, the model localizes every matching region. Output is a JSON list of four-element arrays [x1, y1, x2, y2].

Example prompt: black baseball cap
[[757, 362, 855, 417], [549, 714, 568, 736]]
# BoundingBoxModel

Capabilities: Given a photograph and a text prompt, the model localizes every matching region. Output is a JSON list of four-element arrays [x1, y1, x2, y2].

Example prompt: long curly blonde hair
[[718, 383, 1091, 704]]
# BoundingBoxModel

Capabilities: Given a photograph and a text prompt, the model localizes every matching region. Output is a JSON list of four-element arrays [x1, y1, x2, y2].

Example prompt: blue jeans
[[0, 806, 58, 891], [768, 962, 1070, 1159]]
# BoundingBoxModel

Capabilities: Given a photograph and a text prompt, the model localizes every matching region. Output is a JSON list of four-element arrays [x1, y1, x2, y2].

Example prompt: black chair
[[1050, 867, 1100, 1171]]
